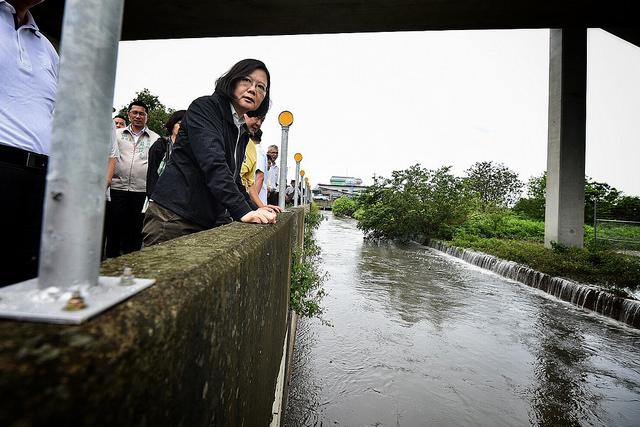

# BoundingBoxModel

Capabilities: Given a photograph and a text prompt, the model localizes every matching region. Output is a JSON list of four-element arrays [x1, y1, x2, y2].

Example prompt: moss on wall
[[0, 209, 305, 426]]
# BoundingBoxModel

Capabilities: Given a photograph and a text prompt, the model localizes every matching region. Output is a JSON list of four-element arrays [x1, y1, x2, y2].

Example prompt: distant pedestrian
[[113, 115, 127, 129], [252, 128, 269, 206], [102, 121, 119, 259], [106, 101, 159, 257], [145, 109, 186, 202], [285, 180, 296, 205], [266, 144, 279, 205]]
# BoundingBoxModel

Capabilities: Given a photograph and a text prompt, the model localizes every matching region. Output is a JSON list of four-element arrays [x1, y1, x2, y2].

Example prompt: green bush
[[513, 197, 545, 221], [305, 202, 325, 228], [290, 206, 330, 323], [457, 213, 545, 241], [355, 164, 473, 242], [332, 196, 357, 217]]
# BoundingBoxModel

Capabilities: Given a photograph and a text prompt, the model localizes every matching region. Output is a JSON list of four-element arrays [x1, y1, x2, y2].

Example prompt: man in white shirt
[[0, 0, 59, 286], [266, 144, 279, 206]]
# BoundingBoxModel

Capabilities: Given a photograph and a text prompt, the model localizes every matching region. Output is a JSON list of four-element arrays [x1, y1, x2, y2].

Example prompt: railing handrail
[[595, 218, 640, 225]]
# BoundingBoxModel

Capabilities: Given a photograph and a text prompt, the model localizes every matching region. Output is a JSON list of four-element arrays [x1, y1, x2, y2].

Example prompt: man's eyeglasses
[[129, 111, 147, 117]]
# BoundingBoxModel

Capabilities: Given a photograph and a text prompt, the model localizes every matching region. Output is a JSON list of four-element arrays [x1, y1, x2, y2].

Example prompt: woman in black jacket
[[142, 59, 279, 246], [145, 109, 186, 200]]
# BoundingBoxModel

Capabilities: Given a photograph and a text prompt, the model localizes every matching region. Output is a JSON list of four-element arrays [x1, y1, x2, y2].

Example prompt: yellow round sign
[[294, 153, 303, 162], [305, 177, 308, 182], [278, 110, 294, 126], [300, 170, 305, 177]]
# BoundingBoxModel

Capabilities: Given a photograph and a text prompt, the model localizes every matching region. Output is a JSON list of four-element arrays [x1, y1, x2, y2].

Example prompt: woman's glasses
[[239, 77, 267, 95]]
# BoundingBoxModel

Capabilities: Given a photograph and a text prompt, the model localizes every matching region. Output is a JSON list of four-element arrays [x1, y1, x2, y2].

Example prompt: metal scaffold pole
[[0, 0, 154, 324], [39, 0, 125, 288]]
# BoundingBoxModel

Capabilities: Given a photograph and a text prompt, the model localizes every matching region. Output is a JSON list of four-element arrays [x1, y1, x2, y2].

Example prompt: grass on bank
[[289, 204, 330, 324], [450, 235, 640, 294], [446, 214, 640, 295]]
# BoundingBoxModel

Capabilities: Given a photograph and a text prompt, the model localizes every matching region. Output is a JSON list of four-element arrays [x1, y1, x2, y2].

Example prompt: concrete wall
[[0, 209, 305, 426]]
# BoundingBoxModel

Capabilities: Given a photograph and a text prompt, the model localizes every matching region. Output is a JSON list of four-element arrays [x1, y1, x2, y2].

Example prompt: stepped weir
[[428, 241, 640, 329]]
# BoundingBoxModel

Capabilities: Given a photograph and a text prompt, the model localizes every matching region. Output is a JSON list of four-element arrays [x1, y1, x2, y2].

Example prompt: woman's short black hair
[[165, 110, 186, 135], [215, 59, 271, 117]]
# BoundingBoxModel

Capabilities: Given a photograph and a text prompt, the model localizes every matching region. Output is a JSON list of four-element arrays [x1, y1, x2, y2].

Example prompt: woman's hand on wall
[[241, 208, 277, 224]]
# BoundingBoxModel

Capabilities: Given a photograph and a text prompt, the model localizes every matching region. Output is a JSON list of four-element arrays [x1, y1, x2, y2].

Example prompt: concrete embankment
[[427, 241, 640, 329], [0, 209, 304, 426]]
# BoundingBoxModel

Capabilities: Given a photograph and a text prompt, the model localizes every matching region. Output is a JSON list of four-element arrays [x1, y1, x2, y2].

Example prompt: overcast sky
[[113, 28, 640, 197]]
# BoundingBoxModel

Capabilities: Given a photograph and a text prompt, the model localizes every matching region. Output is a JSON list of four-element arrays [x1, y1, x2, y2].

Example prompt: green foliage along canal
[[284, 213, 640, 426]]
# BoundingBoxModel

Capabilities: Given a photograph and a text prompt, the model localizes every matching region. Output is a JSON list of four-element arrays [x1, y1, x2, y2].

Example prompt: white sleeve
[[109, 122, 119, 159]]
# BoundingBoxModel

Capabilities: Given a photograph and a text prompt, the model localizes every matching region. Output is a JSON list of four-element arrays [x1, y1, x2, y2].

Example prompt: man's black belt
[[0, 144, 48, 169]]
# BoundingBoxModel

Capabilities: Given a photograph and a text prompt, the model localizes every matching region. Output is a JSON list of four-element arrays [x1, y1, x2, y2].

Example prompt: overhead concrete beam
[[545, 28, 587, 248], [32, 1, 640, 44]]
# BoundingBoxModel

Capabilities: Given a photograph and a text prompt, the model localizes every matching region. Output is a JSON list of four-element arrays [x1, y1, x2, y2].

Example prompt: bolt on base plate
[[0, 275, 155, 324]]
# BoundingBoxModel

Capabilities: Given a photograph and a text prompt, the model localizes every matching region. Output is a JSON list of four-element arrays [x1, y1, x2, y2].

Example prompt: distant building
[[316, 176, 368, 200], [329, 176, 363, 186]]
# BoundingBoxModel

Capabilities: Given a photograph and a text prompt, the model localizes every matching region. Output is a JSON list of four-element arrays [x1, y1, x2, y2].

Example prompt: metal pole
[[39, 0, 125, 289], [0, 3, 154, 323], [301, 182, 304, 206], [294, 162, 300, 207], [278, 125, 289, 209], [594, 198, 598, 246]]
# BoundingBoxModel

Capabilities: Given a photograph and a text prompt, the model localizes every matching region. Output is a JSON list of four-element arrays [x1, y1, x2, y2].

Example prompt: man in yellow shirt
[[240, 129, 266, 207]]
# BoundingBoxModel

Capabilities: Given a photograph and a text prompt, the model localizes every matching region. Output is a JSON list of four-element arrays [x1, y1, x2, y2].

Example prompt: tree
[[611, 196, 640, 222], [332, 196, 357, 217], [526, 172, 546, 200], [513, 172, 546, 221], [584, 177, 621, 224], [463, 161, 524, 209], [355, 164, 473, 241], [118, 88, 174, 136]]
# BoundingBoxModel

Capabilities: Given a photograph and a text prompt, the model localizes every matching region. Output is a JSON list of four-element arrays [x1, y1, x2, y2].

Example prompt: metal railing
[[594, 200, 640, 246], [594, 219, 640, 244]]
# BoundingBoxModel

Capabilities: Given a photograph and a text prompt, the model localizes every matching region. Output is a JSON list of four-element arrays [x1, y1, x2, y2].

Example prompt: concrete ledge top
[[0, 209, 302, 425]]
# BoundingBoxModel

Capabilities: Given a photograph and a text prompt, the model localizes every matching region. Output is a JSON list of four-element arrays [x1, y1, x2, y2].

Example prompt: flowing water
[[284, 213, 640, 426]]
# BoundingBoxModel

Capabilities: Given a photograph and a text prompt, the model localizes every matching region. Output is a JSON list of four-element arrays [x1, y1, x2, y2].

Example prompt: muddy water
[[284, 213, 640, 426]]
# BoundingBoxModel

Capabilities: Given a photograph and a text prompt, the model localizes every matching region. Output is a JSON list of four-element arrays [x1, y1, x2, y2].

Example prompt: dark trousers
[[101, 201, 110, 260], [106, 189, 146, 257], [142, 201, 206, 246], [267, 191, 279, 206], [0, 155, 47, 287]]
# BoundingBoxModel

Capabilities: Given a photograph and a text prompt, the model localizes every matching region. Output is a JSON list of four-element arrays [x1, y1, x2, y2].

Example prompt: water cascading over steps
[[427, 241, 640, 329]]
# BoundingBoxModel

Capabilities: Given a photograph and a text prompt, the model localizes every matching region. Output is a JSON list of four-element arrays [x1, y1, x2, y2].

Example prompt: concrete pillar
[[545, 28, 587, 248]]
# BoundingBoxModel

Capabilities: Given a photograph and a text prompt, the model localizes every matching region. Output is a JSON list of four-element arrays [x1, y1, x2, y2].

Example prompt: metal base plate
[[0, 276, 155, 324]]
